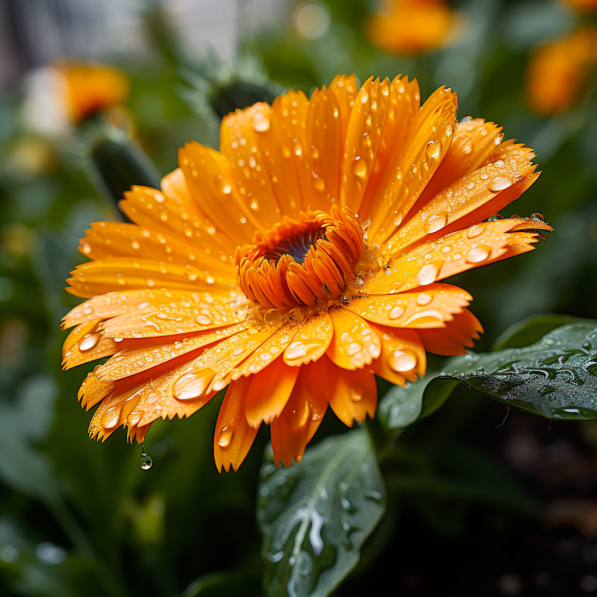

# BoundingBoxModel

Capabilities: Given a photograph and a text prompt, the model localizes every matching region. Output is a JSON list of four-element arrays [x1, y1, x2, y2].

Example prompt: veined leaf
[[380, 323, 597, 427], [257, 429, 385, 597]]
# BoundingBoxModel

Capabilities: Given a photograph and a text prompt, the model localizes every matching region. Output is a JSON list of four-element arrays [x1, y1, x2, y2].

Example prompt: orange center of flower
[[235, 206, 364, 310]]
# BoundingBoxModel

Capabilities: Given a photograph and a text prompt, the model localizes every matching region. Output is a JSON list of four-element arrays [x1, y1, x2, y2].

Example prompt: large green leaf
[[380, 323, 597, 427], [257, 429, 385, 597]]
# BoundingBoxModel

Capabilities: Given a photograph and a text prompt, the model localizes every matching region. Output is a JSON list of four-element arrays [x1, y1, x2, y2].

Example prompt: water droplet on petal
[[466, 247, 489, 263], [216, 175, 232, 194], [350, 387, 363, 402], [252, 111, 270, 132], [79, 333, 101, 352], [389, 350, 417, 373], [347, 343, 361, 356], [487, 177, 512, 192], [217, 427, 234, 448], [195, 315, 212, 326], [286, 342, 308, 360], [425, 140, 441, 160], [466, 225, 484, 239], [415, 264, 438, 286], [173, 371, 214, 400], [416, 293, 432, 306], [351, 157, 368, 180], [424, 212, 447, 234], [101, 407, 120, 429], [388, 305, 404, 320], [264, 309, 282, 326]]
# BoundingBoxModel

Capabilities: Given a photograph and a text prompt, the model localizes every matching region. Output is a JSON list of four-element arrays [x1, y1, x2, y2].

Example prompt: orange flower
[[62, 75, 551, 471], [560, 0, 597, 11], [526, 26, 597, 114], [366, 0, 459, 55], [56, 61, 130, 123]]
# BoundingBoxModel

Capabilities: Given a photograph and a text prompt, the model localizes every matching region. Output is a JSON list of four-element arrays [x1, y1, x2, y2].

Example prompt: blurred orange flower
[[62, 75, 551, 471], [366, 0, 459, 54], [56, 61, 130, 123], [526, 26, 597, 114], [560, 0, 597, 11]]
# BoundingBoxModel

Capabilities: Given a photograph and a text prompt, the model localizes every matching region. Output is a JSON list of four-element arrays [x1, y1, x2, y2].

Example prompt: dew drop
[[252, 111, 270, 132], [347, 343, 361, 356], [310, 145, 320, 159], [264, 309, 282, 325], [79, 333, 101, 352], [425, 140, 441, 160], [173, 371, 214, 400], [389, 350, 417, 373], [416, 293, 432, 306], [466, 225, 484, 239], [285, 342, 308, 360], [388, 305, 404, 320], [101, 407, 120, 429], [424, 212, 447, 234], [139, 452, 153, 471], [217, 427, 234, 448], [415, 264, 438, 286], [351, 157, 368, 180], [128, 411, 142, 426], [216, 175, 232, 194], [487, 177, 512, 192], [313, 176, 325, 192], [465, 247, 489, 263], [350, 387, 363, 402], [288, 307, 306, 323], [195, 315, 212, 326]]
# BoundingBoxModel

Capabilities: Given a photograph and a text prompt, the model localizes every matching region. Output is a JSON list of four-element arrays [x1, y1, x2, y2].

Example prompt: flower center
[[235, 206, 364, 310]]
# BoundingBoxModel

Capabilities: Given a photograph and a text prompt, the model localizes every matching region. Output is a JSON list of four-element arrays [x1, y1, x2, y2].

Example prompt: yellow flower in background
[[22, 60, 129, 135], [366, 0, 460, 55], [526, 26, 597, 114], [560, 0, 597, 11], [61, 74, 551, 471]]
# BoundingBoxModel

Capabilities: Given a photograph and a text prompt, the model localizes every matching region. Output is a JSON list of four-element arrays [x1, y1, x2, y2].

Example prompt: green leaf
[[380, 323, 597, 426], [492, 313, 597, 351], [257, 429, 385, 597]]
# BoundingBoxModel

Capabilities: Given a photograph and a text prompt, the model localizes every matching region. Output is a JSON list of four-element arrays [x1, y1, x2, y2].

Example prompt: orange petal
[[121, 184, 236, 264], [244, 357, 301, 427], [95, 324, 246, 381], [387, 157, 537, 256], [78, 373, 117, 410], [62, 320, 120, 370], [368, 324, 426, 385], [61, 289, 239, 330], [483, 138, 537, 170], [364, 218, 543, 294], [340, 77, 390, 213], [78, 222, 235, 281], [329, 74, 359, 152], [367, 86, 458, 244], [360, 75, 420, 219], [283, 313, 333, 366], [327, 356, 377, 427], [214, 377, 259, 472], [220, 104, 286, 227], [418, 308, 483, 356], [327, 308, 381, 370], [304, 85, 342, 211], [178, 142, 262, 244], [347, 283, 471, 328]]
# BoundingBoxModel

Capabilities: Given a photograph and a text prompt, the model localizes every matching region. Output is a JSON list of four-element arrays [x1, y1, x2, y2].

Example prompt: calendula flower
[[62, 74, 551, 471], [22, 61, 129, 135], [366, 0, 460, 55], [526, 26, 597, 114]]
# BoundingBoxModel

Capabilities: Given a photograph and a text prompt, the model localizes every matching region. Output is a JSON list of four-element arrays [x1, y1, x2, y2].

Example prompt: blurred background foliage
[[1, 0, 597, 595]]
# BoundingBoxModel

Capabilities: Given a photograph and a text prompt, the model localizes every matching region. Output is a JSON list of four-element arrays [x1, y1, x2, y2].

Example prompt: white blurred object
[[21, 67, 71, 137], [293, 1, 331, 40]]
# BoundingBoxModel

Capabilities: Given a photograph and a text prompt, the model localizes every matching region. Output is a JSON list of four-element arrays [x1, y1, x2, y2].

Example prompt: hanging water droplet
[[217, 427, 234, 448], [424, 212, 447, 234], [487, 177, 512, 192], [139, 451, 153, 471]]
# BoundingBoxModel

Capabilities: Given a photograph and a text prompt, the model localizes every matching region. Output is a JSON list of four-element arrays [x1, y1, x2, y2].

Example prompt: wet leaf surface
[[257, 429, 385, 597], [380, 323, 597, 427]]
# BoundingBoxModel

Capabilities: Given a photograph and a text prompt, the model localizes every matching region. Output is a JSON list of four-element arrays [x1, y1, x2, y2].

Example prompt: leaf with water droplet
[[379, 321, 597, 428], [257, 429, 385, 597]]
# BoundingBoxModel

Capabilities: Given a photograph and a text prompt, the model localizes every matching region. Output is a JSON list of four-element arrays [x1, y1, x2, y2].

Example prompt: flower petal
[[283, 313, 333, 366], [62, 320, 121, 370], [364, 218, 546, 294], [347, 283, 471, 328], [245, 357, 301, 427], [327, 357, 377, 426], [366, 86, 457, 244], [329, 74, 359, 151], [368, 324, 426, 385], [327, 308, 381, 370], [178, 142, 263, 243], [214, 377, 259, 472], [418, 308, 483, 356], [341, 77, 390, 213]]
